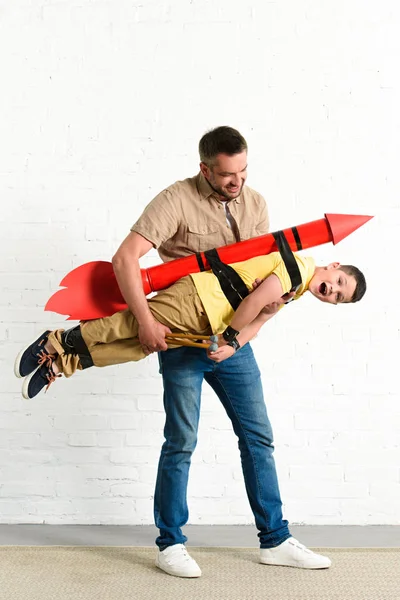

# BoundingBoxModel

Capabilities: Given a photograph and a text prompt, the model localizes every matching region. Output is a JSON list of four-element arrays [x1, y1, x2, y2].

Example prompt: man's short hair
[[341, 265, 367, 303], [199, 126, 248, 167]]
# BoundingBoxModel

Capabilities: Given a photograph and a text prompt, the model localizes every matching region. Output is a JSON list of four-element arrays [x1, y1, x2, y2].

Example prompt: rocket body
[[45, 213, 372, 320], [143, 217, 332, 296]]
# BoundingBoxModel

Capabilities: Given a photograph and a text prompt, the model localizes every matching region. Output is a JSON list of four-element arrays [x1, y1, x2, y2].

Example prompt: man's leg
[[154, 346, 211, 577], [205, 343, 331, 568], [205, 343, 290, 547]]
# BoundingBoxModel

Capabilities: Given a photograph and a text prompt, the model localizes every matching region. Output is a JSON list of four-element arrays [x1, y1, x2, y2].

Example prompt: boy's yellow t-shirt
[[190, 252, 315, 334]]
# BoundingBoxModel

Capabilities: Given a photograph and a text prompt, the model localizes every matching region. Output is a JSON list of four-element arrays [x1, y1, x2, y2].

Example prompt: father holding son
[[112, 126, 332, 577]]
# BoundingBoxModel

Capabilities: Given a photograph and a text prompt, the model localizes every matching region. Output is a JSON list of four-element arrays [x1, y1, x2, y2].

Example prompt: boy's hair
[[199, 126, 248, 167], [340, 265, 366, 303]]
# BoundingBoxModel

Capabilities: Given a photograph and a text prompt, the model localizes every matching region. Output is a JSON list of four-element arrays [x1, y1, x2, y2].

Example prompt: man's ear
[[200, 162, 210, 178], [326, 262, 341, 270]]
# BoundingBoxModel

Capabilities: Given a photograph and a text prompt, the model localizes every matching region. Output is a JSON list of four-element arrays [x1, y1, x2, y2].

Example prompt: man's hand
[[138, 321, 171, 355], [251, 277, 264, 291], [260, 291, 295, 315]]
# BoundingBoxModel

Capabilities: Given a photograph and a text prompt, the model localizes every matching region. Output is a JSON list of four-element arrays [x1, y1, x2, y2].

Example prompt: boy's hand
[[207, 344, 235, 363]]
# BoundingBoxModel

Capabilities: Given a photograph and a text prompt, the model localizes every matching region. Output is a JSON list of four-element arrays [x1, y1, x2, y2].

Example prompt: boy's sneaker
[[22, 363, 61, 400], [14, 331, 54, 378], [260, 537, 331, 569], [155, 544, 201, 578]]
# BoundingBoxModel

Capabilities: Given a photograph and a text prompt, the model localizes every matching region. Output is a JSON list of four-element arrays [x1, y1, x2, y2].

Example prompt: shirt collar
[[197, 172, 215, 200], [196, 172, 243, 204]]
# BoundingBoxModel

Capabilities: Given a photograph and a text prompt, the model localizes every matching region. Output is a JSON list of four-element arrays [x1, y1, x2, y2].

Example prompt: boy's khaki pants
[[48, 277, 212, 377]]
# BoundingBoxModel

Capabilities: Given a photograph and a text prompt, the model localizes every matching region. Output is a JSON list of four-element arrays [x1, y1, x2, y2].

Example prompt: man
[[112, 126, 331, 577]]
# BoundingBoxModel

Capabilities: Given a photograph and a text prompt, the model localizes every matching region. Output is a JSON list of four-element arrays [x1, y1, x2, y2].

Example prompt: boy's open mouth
[[319, 282, 327, 296]]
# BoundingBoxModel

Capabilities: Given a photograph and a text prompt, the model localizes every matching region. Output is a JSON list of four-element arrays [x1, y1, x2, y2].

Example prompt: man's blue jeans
[[154, 343, 290, 549]]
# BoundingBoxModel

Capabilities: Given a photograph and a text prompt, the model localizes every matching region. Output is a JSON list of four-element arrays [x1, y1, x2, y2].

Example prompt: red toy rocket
[[45, 213, 372, 320]]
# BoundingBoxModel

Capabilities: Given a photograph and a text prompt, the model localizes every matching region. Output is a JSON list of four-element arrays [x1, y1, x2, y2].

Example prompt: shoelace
[[37, 349, 56, 369], [289, 538, 312, 554], [44, 366, 61, 393]]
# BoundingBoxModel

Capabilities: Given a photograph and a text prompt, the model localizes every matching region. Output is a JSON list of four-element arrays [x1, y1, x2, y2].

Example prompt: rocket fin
[[45, 261, 127, 320]]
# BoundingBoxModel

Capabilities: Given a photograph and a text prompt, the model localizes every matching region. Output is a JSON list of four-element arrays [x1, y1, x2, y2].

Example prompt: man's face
[[201, 151, 248, 200], [309, 264, 357, 304]]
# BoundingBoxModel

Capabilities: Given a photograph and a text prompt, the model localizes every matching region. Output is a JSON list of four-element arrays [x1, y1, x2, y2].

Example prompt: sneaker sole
[[260, 559, 331, 569], [14, 348, 28, 379], [155, 559, 201, 578], [21, 369, 38, 400]]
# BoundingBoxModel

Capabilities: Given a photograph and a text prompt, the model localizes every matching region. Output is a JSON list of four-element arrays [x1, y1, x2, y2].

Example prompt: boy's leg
[[48, 328, 87, 376], [15, 328, 84, 380], [80, 310, 146, 366], [81, 309, 139, 346], [79, 279, 210, 367], [17, 312, 144, 399], [18, 308, 145, 382], [16, 328, 80, 400], [148, 277, 211, 335], [15, 330, 54, 378]]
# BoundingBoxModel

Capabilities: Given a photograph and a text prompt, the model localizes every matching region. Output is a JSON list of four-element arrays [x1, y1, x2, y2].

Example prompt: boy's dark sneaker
[[14, 331, 54, 378], [22, 363, 61, 400]]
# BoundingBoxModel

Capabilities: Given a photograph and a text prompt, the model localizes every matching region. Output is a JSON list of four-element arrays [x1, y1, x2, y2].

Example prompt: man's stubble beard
[[207, 178, 245, 201]]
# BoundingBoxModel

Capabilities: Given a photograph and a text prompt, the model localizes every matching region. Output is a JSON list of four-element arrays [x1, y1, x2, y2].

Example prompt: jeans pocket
[[157, 352, 163, 375]]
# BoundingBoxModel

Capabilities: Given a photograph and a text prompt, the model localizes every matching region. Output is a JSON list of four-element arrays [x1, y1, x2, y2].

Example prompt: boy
[[15, 251, 366, 399]]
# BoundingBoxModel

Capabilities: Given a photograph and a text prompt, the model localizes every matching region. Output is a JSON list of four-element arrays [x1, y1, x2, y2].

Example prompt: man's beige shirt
[[131, 173, 269, 262]]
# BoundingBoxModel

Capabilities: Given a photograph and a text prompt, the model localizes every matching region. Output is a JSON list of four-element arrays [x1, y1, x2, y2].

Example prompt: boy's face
[[309, 263, 356, 304]]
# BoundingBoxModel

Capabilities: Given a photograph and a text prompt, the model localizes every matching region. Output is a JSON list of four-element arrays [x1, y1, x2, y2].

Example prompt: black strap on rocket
[[195, 226, 303, 310], [272, 229, 302, 292], [202, 248, 249, 311]]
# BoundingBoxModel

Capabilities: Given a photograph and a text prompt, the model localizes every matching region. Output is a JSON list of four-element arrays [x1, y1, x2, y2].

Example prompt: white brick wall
[[1, 0, 399, 526]]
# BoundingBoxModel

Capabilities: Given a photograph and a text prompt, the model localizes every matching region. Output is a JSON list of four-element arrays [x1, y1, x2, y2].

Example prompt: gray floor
[[0, 525, 398, 547]]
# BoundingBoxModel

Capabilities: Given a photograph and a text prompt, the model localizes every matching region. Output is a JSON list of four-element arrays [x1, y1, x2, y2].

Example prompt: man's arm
[[112, 231, 170, 354]]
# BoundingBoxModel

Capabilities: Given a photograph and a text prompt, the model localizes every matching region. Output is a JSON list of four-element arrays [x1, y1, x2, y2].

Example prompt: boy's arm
[[237, 310, 276, 344], [207, 277, 285, 363], [207, 308, 278, 363], [230, 274, 284, 332]]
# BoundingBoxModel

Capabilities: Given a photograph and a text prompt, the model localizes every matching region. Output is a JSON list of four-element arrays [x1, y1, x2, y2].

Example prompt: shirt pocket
[[186, 222, 225, 252]]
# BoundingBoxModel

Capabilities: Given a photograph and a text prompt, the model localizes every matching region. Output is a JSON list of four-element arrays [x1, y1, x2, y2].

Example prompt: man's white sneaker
[[260, 537, 331, 569], [155, 544, 202, 577]]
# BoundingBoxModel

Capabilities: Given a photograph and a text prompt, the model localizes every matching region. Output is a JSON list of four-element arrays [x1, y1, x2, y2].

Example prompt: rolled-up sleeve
[[131, 190, 180, 248]]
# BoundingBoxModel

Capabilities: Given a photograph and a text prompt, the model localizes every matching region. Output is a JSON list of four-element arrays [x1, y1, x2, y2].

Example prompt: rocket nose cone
[[325, 213, 374, 245]]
